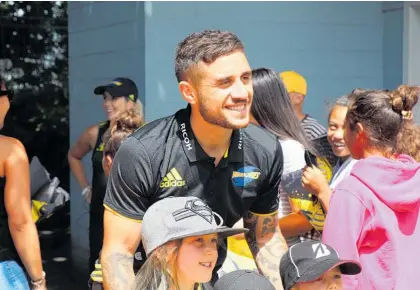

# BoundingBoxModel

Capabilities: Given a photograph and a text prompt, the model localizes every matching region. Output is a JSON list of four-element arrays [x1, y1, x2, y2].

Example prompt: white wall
[[403, 2, 420, 122]]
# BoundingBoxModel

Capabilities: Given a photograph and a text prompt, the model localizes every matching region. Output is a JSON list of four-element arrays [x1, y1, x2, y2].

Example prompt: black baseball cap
[[213, 270, 275, 290], [280, 241, 362, 290], [94, 77, 138, 102]]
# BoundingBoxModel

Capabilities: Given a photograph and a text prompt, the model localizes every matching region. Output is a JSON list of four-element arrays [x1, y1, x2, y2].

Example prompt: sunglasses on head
[[0, 90, 14, 103]]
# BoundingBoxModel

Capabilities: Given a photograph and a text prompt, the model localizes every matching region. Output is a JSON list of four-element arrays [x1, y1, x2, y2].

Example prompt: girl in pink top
[[322, 85, 420, 290]]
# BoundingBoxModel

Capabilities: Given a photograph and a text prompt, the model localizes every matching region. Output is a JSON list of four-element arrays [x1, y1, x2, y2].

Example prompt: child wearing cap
[[213, 269, 275, 290], [131, 196, 248, 290], [280, 241, 361, 290]]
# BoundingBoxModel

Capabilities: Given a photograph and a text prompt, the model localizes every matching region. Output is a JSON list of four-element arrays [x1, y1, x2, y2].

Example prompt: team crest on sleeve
[[232, 166, 261, 187]]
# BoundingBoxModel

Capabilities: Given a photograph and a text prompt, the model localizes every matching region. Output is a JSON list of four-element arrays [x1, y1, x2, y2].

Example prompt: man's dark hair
[[175, 29, 244, 82]]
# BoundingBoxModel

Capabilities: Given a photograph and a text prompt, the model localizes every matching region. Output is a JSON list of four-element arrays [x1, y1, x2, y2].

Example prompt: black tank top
[[90, 121, 110, 213], [0, 177, 20, 262]]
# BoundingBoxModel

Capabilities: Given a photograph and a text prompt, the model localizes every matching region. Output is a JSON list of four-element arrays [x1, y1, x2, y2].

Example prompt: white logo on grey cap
[[312, 243, 331, 259], [172, 199, 213, 224]]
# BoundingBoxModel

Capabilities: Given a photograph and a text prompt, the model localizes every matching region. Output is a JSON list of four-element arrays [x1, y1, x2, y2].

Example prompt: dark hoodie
[[323, 154, 420, 290]]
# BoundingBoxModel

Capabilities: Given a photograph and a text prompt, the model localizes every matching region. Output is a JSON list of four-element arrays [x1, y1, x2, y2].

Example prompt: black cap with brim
[[214, 270, 275, 290], [93, 77, 138, 102], [297, 258, 362, 284], [280, 241, 363, 290]]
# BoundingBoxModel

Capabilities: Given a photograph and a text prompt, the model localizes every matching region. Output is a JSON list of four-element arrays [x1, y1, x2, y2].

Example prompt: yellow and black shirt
[[91, 121, 110, 212], [104, 105, 284, 274]]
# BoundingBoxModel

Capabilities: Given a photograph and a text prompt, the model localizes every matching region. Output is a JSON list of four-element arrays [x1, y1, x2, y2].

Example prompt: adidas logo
[[160, 168, 185, 188]]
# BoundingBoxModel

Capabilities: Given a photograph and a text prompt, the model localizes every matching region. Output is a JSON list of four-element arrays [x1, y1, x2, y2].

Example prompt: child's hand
[[301, 166, 329, 196]]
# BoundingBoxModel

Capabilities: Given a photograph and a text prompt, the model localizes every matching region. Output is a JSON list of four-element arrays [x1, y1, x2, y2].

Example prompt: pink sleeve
[[322, 189, 368, 290]]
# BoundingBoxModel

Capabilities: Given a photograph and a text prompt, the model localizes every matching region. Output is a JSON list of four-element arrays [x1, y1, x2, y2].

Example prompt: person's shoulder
[[0, 135, 24, 150], [279, 139, 305, 152], [279, 139, 306, 173], [83, 123, 101, 138], [242, 123, 279, 154], [0, 136, 27, 162], [130, 113, 177, 143], [120, 109, 183, 161]]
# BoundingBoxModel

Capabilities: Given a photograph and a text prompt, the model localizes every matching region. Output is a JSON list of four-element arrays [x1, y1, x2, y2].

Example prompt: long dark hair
[[251, 68, 316, 154]]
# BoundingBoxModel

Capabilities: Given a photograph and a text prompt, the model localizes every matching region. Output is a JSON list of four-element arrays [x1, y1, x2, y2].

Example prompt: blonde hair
[[132, 240, 204, 290], [103, 107, 145, 158], [134, 99, 145, 123]]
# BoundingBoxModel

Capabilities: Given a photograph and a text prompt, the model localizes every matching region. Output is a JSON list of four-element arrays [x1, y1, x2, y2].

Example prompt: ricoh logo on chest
[[180, 123, 192, 151], [238, 130, 243, 150]]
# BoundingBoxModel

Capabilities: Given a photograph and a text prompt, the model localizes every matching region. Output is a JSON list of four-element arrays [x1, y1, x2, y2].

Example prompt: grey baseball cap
[[142, 196, 248, 257]]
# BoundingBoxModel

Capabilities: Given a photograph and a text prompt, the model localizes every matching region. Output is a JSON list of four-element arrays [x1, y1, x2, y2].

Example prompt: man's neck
[[294, 105, 306, 121], [190, 109, 232, 164]]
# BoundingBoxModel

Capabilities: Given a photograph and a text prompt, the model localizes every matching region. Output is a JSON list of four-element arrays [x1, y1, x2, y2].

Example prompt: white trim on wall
[[403, 2, 420, 123], [403, 2, 420, 85]]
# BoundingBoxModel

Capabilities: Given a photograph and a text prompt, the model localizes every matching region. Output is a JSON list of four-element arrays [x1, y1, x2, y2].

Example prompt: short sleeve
[[278, 139, 306, 217], [103, 136, 155, 221], [249, 140, 283, 215]]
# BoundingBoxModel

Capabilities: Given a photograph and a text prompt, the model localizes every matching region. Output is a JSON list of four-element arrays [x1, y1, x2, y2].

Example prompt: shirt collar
[[175, 105, 243, 163]]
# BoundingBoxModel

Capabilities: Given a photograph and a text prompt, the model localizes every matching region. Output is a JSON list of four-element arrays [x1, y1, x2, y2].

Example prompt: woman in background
[[68, 77, 143, 271], [89, 108, 144, 289]]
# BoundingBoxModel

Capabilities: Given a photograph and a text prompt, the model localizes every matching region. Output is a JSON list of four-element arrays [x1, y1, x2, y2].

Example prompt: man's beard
[[198, 99, 249, 130]]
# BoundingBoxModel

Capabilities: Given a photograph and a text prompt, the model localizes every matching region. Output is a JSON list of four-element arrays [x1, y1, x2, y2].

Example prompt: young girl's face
[[328, 105, 350, 158], [292, 267, 343, 290], [176, 233, 218, 284]]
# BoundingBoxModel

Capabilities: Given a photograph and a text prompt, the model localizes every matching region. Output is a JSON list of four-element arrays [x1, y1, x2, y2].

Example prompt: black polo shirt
[[103, 105, 283, 271]]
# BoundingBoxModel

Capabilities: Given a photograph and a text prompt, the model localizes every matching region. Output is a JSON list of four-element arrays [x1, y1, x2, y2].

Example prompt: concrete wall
[[68, 1, 145, 274], [383, 2, 404, 90], [144, 1, 384, 125], [403, 2, 420, 123], [68, 1, 390, 273]]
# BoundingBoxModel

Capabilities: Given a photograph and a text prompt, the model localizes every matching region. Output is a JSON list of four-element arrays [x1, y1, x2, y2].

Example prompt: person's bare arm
[[68, 124, 98, 189], [101, 136, 155, 290], [244, 211, 287, 289], [4, 139, 45, 286], [101, 209, 142, 290], [278, 211, 314, 238]]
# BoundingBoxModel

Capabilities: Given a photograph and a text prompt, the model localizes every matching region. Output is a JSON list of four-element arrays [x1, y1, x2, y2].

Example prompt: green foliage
[[0, 1, 69, 190]]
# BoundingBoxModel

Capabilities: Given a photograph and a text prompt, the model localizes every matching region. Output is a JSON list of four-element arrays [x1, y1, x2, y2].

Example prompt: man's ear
[[179, 80, 197, 105]]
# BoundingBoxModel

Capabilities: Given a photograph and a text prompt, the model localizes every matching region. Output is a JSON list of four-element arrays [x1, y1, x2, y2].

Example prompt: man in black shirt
[[101, 29, 287, 290]]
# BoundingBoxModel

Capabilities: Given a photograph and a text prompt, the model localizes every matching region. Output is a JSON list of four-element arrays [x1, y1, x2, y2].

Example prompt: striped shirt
[[302, 115, 338, 167], [301, 115, 327, 140]]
